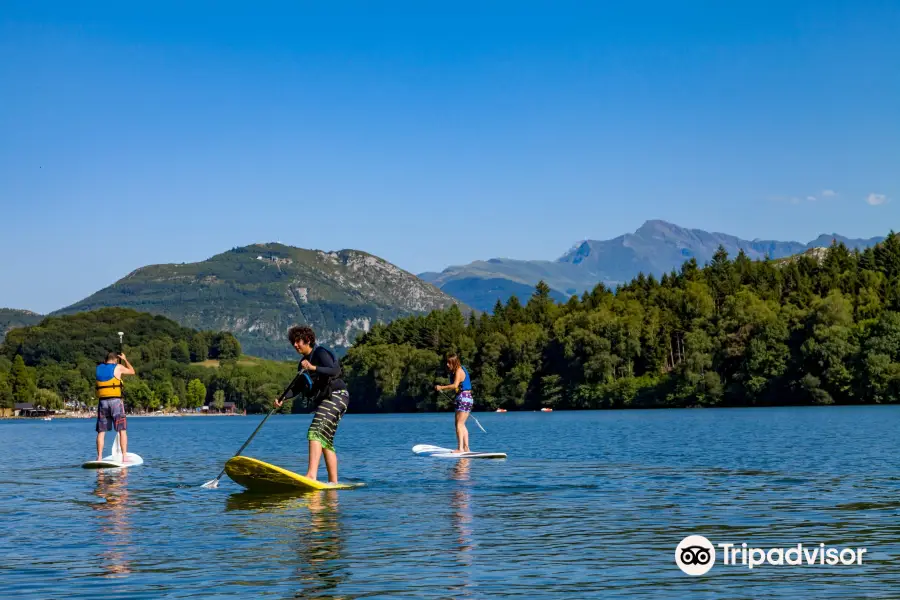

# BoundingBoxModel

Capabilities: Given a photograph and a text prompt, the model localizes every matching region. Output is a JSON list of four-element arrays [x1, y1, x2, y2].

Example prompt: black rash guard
[[308, 345, 346, 396], [286, 345, 345, 403]]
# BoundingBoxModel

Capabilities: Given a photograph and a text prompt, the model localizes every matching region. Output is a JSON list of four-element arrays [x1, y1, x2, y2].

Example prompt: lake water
[[2, 407, 900, 598]]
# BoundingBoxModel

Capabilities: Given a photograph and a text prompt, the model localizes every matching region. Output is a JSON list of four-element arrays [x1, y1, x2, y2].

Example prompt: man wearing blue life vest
[[275, 325, 348, 484], [435, 354, 472, 453], [95, 351, 135, 462]]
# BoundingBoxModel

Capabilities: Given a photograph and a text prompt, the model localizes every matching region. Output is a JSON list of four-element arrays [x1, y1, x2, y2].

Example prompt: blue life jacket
[[295, 345, 343, 401], [96, 363, 122, 399], [451, 366, 472, 392]]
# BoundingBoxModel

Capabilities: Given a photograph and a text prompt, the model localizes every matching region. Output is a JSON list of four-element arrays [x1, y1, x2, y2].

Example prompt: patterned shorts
[[456, 390, 473, 413], [307, 389, 349, 452], [96, 398, 127, 433]]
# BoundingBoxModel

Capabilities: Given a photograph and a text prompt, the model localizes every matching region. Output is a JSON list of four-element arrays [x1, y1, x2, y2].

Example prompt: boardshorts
[[96, 398, 127, 433], [455, 390, 473, 413], [307, 389, 349, 452]]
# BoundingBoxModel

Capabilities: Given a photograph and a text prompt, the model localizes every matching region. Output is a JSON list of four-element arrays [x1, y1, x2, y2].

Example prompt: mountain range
[[1, 221, 889, 357], [419, 220, 885, 310]]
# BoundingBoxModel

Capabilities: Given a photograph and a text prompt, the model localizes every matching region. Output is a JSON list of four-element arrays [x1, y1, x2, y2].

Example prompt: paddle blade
[[473, 416, 487, 433], [201, 478, 219, 489]]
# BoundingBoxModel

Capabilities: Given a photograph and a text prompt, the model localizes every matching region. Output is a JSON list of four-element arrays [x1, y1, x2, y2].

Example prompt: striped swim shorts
[[307, 389, 349, 452]]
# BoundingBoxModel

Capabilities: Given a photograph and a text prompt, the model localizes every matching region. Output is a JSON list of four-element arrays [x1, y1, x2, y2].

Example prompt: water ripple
[[2, 407, 900, 598]]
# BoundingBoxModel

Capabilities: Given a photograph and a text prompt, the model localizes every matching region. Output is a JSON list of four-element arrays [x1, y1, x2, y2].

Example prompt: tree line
[[342, 232, 900, 411], [0, 308, 298, 414]]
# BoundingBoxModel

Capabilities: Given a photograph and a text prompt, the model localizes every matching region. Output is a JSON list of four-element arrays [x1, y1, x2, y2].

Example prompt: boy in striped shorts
[[276, 325, 348, 484]]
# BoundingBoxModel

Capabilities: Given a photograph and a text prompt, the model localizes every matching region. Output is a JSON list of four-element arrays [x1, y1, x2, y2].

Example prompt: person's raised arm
[[116, 354, 136, 377]]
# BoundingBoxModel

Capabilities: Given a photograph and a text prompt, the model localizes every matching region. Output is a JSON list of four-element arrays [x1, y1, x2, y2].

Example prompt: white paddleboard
[[82, 433, 144, 469], [82, 453, 144, 469], [412, 444, 507, 459]]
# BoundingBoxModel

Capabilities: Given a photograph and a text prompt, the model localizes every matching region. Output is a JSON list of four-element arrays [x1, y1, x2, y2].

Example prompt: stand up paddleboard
[[82, 433, 144, 469], [224, 456, 364, 492], [412, 444, 507, 459]]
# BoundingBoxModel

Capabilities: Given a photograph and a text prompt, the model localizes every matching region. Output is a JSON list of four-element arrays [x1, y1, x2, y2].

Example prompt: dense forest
[[0, 308, 298, 414], [342, 232, 900, 412]]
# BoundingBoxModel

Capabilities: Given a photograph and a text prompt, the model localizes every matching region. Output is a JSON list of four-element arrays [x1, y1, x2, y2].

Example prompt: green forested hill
[[345, 232, 900, 412], [55, 243, 467, 359], [0, 308, 299, 414]]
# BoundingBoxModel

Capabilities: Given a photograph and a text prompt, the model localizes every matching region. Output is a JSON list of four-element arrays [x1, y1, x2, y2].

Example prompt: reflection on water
[[293, 490, 345, 598], [451, 460, 475, 555], [6, 410, 900, 598], [225, 489, 316, 513], [90, 470, 132, 578], [226, 490, 346, 598], [449, 460, 475, 598]]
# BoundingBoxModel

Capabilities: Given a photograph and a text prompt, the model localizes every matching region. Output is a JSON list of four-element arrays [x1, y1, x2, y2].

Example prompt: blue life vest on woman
[[451, 366, 472, 392]]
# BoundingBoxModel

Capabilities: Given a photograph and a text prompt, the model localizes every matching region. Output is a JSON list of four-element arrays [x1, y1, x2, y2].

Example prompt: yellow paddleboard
[[224, 456, 364, 492]]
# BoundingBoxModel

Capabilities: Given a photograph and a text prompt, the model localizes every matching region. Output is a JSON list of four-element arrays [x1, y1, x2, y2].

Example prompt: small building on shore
[[14, 403, 51, 417], [205, 401, 237, 414]]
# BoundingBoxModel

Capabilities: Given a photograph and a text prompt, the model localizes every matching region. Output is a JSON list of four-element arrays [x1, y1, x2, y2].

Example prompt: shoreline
[[6, 403, 897, 421], [1, 412, 245, 421]]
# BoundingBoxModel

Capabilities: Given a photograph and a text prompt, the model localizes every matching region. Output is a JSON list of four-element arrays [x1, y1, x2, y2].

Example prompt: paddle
[[116, 331, 127, 459], [438, 389, 487, 433], [201, 370, 305, 489], [111, 432, 122, 461]]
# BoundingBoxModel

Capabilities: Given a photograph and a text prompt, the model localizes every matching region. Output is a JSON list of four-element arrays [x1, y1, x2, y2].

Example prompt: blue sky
[[2, 1, 898, 313]]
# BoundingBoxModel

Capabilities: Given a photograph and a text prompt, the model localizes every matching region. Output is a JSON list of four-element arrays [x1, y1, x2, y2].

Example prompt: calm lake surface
[[2, 407, 900, 598]]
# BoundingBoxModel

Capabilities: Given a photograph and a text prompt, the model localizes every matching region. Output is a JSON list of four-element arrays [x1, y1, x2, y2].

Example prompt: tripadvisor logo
[[675, 535, 715, 575], [675, 535, 868, 575]]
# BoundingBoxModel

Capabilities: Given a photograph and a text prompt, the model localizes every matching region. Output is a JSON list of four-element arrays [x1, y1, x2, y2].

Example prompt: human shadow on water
[[90, 470, 133, 578], [224, 489, 347, 598]]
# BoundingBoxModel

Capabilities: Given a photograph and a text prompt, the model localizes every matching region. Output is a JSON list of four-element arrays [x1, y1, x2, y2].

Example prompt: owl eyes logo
[[680, 545, 712, 565], [675, 536, 716, 575]]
